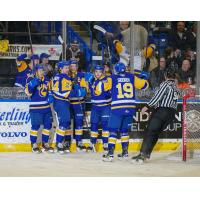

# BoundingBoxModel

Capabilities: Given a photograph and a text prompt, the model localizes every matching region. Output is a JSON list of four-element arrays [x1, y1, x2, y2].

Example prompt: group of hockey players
[[15, 52, 153, 163]]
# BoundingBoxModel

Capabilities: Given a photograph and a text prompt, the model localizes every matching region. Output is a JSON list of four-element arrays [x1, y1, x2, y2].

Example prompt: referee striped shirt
[[148, 80, 179, 110]]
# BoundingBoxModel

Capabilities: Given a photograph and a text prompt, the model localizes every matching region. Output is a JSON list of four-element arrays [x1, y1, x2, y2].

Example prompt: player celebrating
[[102, 62, 149, 162], [52, 60, 72, 154], [25, 64, 54, 153], [15, 54, 32, 88], [131, 67, 179, 164], [69, 60, 87, 151], [84, 65, 111, 153]]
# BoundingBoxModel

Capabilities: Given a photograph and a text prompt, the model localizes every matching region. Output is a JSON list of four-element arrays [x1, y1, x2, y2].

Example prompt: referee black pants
[[140, 107, 176, 157]]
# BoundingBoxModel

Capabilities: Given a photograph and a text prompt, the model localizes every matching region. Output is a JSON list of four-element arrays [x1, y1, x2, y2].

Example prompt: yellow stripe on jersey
[[70, 101, 84, 104], [53, 95, 69, 101], [95, 103, 111, 107], [30, 105, 50, 109], [111, 105, 136, 109]]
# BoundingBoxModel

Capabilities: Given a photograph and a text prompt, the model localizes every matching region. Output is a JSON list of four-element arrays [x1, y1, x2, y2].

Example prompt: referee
[[132, 67, 180, 164]]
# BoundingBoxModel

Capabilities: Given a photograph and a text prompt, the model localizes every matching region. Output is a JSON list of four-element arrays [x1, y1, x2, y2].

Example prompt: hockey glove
[[29, 78, 41, 90], [48, 92, 54, 104], [85, 72, 94, 83]]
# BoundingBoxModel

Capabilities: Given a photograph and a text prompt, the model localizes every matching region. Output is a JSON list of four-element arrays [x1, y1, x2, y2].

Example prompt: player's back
[[111, 72, 136, 115]]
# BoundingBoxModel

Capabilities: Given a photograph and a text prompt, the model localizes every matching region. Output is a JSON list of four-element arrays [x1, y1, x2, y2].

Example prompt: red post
[[182, 96, 187, 161]]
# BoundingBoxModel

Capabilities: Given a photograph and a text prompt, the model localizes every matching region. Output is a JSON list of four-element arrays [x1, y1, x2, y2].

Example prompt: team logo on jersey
[[38, 84, 48, 97], [186, 110, 200, 133]]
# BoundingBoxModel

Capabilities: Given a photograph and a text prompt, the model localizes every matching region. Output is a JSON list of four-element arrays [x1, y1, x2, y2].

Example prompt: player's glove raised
[[29, 78, 41, 89], [85, 72, 94, 83]]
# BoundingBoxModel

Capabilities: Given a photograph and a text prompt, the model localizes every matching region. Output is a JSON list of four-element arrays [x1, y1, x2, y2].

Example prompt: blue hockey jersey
[[104, 72, 149, 115], [25, 75, 52, 113], [52, 73, 72, 101], [15, 61, 32, 88], [69, 72, 87, 105], [89, 76, 111, 109]]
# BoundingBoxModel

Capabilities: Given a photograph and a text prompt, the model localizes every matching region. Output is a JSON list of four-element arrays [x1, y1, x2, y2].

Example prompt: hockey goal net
[[168, 89, 200, 162]]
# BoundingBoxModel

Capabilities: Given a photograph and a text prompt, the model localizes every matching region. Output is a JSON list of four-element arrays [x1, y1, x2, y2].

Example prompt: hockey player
[[25, 64, 54, 153], [52, 60, 72, 154], [40, 53, 53, 78], [102, 62, 149, 162], [69, 60, 87, 151], [29, 54, 40, 70], [84, 65, 111, 153], [15, 54, 32, 88]]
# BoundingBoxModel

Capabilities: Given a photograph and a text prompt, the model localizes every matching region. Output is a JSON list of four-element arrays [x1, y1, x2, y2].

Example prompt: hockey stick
[[27, 21, 33, 54], [93, 25, 112, 63]]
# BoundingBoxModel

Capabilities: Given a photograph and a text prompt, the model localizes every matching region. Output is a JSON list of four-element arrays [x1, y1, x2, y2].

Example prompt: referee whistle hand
[[141, 106, 148, 115]]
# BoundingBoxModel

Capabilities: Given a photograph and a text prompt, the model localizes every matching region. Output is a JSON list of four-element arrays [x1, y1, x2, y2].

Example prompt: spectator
[[164, 47, 180, 70], [168, 21, 188, 52], [186, 22, 197, 51], [177, 59, 195, 85], [66, 40, 86, 71], [119, 21, 130, 31], [103, 62, 112, 76], [40, 53, 53, 78], [175, 73, 191, 89], [149, 57, 166, 88], [120, 23, 148, 54]]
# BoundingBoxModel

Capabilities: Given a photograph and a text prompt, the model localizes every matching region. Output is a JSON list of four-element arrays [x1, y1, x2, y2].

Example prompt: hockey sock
[[121, 132, 129, 151], [75, 129, 83, 143], [30, 130, 38, 144], [90, 131, 98, 144], [56, 128, 65, 143], [65, 129, 72, 143], [42, 129, 50, 143], [108, 131, 117, 155], [102, 131, 109, 146]]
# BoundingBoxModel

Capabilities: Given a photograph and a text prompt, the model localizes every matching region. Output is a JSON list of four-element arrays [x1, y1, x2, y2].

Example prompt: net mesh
[[167, 89, 200, 162]]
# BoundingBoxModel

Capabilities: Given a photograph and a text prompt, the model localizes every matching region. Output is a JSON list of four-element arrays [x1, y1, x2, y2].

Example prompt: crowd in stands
[[91, 21, 197, 90], [0, 21, 197, 90]]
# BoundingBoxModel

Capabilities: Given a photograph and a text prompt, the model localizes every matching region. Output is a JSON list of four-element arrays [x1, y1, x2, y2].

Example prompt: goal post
[[167, 88, 200, 162]]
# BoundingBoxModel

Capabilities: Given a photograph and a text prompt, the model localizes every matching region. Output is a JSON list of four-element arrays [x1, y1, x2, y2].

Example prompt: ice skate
[[118, 149, 129, 161], [32, 143, 42, 154], [131, 153, 147, 164], [41, 143, 54, 153]]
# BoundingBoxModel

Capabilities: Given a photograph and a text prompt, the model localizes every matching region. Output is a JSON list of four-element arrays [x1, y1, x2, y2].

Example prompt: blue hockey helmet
[[114, 62, 126, 74], [33, 64, 44, 74], [70, 60, 78, 65], [16, 53, 27, 61], [40, 53, 50, 60], [30, 54, 39, 60], [57, 60, 71, 69], [94, 65, 104, 71]]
